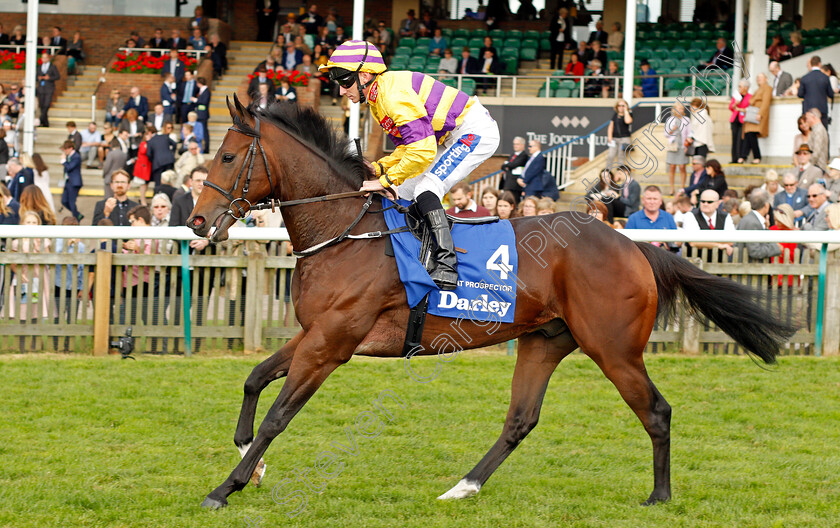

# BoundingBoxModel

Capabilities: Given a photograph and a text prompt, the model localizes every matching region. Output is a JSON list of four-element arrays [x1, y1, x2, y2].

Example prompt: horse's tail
[[634, 242, 797, 364]]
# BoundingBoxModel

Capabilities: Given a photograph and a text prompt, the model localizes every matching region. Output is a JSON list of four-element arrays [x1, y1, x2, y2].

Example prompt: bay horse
[[187, 96, 796, 509]]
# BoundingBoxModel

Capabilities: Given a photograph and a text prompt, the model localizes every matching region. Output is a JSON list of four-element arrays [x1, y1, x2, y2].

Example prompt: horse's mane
[[242, 101, 369, 189]]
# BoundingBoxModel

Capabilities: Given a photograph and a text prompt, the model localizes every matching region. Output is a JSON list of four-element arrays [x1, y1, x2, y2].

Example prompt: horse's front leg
[[233, 331, 304, 486], [202, 327, 356, 508]]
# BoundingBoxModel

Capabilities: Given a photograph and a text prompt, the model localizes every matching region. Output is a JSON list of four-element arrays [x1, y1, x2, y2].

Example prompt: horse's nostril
[[192, 216, 205, 227]]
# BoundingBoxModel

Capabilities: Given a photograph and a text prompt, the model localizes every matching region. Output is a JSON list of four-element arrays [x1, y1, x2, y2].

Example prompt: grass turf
[[1, 352, 839, 527]]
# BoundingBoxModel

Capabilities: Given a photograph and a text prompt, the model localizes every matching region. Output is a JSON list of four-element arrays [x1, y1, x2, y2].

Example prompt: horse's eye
[[222, 153, 235, 163]]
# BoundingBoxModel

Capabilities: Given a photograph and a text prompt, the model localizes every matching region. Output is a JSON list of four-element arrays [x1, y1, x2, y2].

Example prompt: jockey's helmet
[[319, 41, 386, 102]]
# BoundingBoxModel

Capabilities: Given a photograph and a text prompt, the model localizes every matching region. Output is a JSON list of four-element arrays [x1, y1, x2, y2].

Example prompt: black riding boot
[[425, 208, 459, 291]]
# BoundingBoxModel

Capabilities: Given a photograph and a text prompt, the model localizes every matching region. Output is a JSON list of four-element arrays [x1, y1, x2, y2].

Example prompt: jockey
[[320, 40, 500, 291]]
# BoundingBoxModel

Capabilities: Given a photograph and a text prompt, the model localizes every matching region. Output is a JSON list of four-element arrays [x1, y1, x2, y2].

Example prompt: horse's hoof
[[201, 496, 228, 509], [250, 459, 267, 487], [642, 494, 670, 506], [437, 479, 481, 500]]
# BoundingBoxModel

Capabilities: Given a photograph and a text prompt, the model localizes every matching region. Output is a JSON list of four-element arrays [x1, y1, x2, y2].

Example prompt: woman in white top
[[20, 153, 56, 212], [820, 64, 840, 94], [687, 97, 715, 159]]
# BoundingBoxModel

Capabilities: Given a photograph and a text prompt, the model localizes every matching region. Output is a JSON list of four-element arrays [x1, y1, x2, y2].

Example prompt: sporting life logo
[[430, 133, 481, 181]]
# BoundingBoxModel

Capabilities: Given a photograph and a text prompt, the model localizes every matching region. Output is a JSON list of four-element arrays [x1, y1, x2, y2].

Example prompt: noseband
[[202, 116, 276, 220]]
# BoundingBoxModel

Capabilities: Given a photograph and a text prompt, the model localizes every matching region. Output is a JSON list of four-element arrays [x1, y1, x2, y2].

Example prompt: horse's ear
[[233, 93, 248, 119], [227, 95, 237, 121]]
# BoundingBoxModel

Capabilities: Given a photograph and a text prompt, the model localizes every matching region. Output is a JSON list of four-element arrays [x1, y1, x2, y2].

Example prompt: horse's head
[[188, 94, 277, 243]]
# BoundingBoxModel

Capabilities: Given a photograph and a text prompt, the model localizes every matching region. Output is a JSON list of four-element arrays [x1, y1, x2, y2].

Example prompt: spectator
[[608, 22, 624, 51], [173, 171, 191, 200], [682, 189, 736, 259], [773, 172, 808, 213], [500, 136, 528, 202], [120, 205, 154, 332], [102, 129, 129, 198], [49, 26, 68, 54], [179, 123, 197, 154], [801, 183, 830, 231], [105, 89, 125, 126], [281, 42, 303, 72], [169, 29, 187, 50], [766, 35, 789, 62], [429, 28, 447, 56], [254, 83, 272, 109], [671, 194, 693, 228], [820, 63, 840, 94], [0, 181, 20, 224], [438, 49, 457, 75], [180, 70, 198, 123], [58, 140, 83, 221], [536, 197, 555, 215], [634, 59, 658, 98], [788, 31, 804, 58], [134, 128, 154, 206], [174, 140, 205, 178], [768, 61, 793, 97], [495, 191, 516, 220], [10, 25, 25, 46], [188, 28, 206, 50], [377, 20, 392, 51], [590, 40, 607, 68], [0, 129, 8, 179], [119, 87, 149, 122], [92, 169, 138, 226], [67, 31, 84, 72], [399, 9, 419, 39], [793, 144, 824, 189], [737, 189, 782, 259], [517, 140, 548, 198], [798, 56, 834, 128], [256, 0, 279, 42], [625, 186, 677, 233], [183, 112, 205, 153], [564, 52, 584, 82], [189, 5, 210, 35], [699, 159, 729, 197], [769, 204, 799, 288], [80, 122, 104, 169], [664, 101, 691, 196], [584, 59, 606, 98], [601, 60, 621, 98], [209, 33, 228, 76], [792, 114, 810, 166], [762, 170, 782, 197], [445, 181, 491, 218], [549, 7, 574, 70], [0, 23, 8, 45], [418, 11, 437, 37], [826, 158, 840, 202], [149, 103, 172, 134], [682, 155, 709, 199], [298, 53, 317, 76], [457, 47, 480, 76], [280, 13, 303, 44], [170, 166, 206, 226], [576, 40, 593, 65], [477, 50, 502, 93], [479, 37, 498, 60], [312, 43, 329, 69], [480, 188, 500, 215], [157, 171, 178, 202], [517, 196, 539, 217], [331, 28, 347, 48], [146, 124, 178, 194], [704, 37, 734, 70], [52, 215, 86, 351], [6, 157, 34, 203], [688, 97, 715, 159], [249, 66, 276, 99], [24, 153, 55, 214], [588, 19, 608, 45], [741, 72, 772, 164], [729, 79, 750, 164], [805, 109, 829, 172], [298, 4, 325, 35], [276, 78, 297, 103], [613, 165, 641, 214], [66, 121, 82, 152], [193, 77, 211, 153], [150, 192, 172, 227], [149, 28, 168, 50], [9, 211, 52, 342], [117, 108, 145, 157], [36, 52, 60, 128], [162, 49, 186, 83]]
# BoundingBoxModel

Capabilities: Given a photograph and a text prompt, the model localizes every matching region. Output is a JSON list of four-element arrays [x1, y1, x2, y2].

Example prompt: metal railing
[[117, 47, 208, 60], [0, 44, 63, 55]]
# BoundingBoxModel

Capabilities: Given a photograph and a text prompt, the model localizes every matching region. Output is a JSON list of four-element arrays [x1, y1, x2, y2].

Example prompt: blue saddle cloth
[[382, 198, 518, 323]]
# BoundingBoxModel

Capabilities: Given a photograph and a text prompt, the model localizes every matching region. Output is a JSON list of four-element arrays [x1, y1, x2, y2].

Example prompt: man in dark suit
[[500, 136, 528, 203], [193, 77, 211, 153], [0, 23, 10, 45], [457, 47, 480, 76], [587, 19, 608, 45], [280, 42, 303, 71], [149, 28, 168, 52], [5, 158, 34, 202], [704, 38, 734, 70], [60, 140, 84, 221], [209, 33, 228, 76], [517, 140, 546, 198], [477, 49, 502, 92], [798, 55, 835, 127], [179, 70, 198, 124], [49, 26, 68, 55], [36, 52, 60, 127], [161, 49, 186, 83], [768, 61, 793, 97], [248, 67, 276, 99], [102, 134, 128, 198], [65, 121, 82, 151], [148, 103, 173, 132], [168, 29, 187, 50], [120, 86, 149, 121], [257, 0, 280, 42], [145, 125, 177, 191], [737, 189, 782, 260], [92, 169, 137, 226], [160, 74, 178, 120]]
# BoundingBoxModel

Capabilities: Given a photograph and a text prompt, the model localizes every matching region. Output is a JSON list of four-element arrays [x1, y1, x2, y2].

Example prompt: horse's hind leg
[[234, 331, 302, 486], [584, 343, 671, 504], [438, 331, 576, 499]]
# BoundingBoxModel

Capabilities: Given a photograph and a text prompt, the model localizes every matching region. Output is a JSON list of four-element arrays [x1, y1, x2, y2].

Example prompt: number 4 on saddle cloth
[[381, 198, 519, 328]]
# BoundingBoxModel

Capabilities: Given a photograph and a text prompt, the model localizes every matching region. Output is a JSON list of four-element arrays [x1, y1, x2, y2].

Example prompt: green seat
[[559, 79, 576, 90], [684, 49, 703, 60], [542, 30, 551, 39], [540, 38, 552, 51], [537, 85, 552, 97], [460, 78, 476, 95], [441, 28, 453, 38], [506, 30, 522, 39], [416, 37, 430, 47], [453, 29, 470, 38], [554, 88, 573, 97], [451, 37, 468, 50], [503, 38, 521, 48], [636, 49, 652, 60], [471, 29, 487, 38], [502, 57, 518, 75], [669, 49, 686, 59], [400, 37, 416, 48], [489, 29, 506, 39], [469, 47, 481, 57], [440, 78, 457, 88], [664, 30, 680, 40], [501, 47, 519, 59], [395, 46, 412, 57], [390, 58, 408, 69], [424, 64, 439, 74], [521, 38, 539, 49], [408, 56, 426, 67], [519, 47, 537, 61], [678, 59, 695, 70], [412, 46, 428, 56], [468, 37, 485, 48], [427, 56, 441, 67]]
